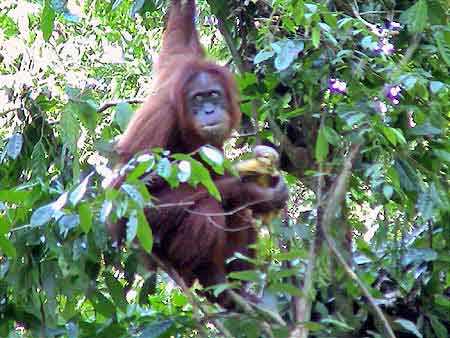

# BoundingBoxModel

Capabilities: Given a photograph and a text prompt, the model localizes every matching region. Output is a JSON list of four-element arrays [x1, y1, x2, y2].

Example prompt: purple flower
[[385, 85, 402, 105], [371, 26, 389, 37], [373, 97, 388, 114], [386, 20, 401, 31], [374, 38, 395, 56], [328, 78, 347, 94]]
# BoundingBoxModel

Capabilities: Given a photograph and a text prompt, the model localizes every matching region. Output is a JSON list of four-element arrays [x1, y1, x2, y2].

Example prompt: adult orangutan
[[109, 0, 288, 308]]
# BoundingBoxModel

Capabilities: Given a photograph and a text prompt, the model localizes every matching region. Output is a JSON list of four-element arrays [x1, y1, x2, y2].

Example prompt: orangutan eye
[[194, 94, 203, 102]]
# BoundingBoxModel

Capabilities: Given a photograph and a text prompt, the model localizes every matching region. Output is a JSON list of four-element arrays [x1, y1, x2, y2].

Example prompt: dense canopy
[[0, 1, 449, 337]]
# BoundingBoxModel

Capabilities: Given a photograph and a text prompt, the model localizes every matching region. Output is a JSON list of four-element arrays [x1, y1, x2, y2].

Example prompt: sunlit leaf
[[272, 40, 304, 71], [394, 319, 423, 338], [69, 172, 93, 206], [30, 204, 56, 227], [177, 160, 191, 183], [254, 50, 275, 64], [126, 211, 138, 244], [6, 133, 23, 160], [199, 145, 224, 166], [100, 200, 113, 223], [156, 157, 172, 179], [41, 0, 56, 41], [383, 185, 394, 200], [122, 184, 144, 208]]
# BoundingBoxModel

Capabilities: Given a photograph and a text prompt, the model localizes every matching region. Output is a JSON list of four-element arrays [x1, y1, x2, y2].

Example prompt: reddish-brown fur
[[110, 0, 287, 308]]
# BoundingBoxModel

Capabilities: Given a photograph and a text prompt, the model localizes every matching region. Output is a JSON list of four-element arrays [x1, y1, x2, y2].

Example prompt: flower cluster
[[370, 20, 401, 56], [373, 97, 388, 114], [328, 78, 347, 94], [372, 85, 402, 118], [385, 85, 402, 105]]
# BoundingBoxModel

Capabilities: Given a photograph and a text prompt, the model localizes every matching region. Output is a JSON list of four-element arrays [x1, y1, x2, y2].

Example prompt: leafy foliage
[[0, 0, 449, 337]]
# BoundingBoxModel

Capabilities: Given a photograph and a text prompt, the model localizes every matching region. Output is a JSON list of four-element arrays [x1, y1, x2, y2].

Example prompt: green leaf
[[0, 190, 28, 203], [434, 30, 450, 66], [429, 81, 445, 94], [30, 204, 56, 227], [91, 291, 115, 318], [403, 248, 437, 266], [171, 292, 188, 307], [429, 315, 448, 338], [0, 217, 11, 235], [408, 122, 442, 136], [293, 0, 304, 25], [189, 159, 221, 200], [58, 214, 80, 238], [41, 0, 56, 41], [391, 128, 407, 145], [31, 141, 47, 177], [199, 145, 224, 166], [394, 159, 419, 192], [138, 320, 174, 338], [417, 189, 434, 221], [79, 203, 92, 233], [60, 107, 81, 154], [254, 50, 275, 64], [72, 100, 98, 132], [122, 183, 144, 208], [433, 149, 450, 162], [383, 185, 394, 200], [268, 282, 303, 297], [114, 102, 134, 132], [394, 319, 423, 338], [228, 270, 261, 282], [321, 318, 353, 331], [6, 133, 23, 160], [69, 172, 93, 206], [156, 157, 172, 179], [136, 209, 152, 253], [311, 26, 320, 48], [272, 40, 304, 71], [127, 154, 155, 181], [126, 211, 138, 244], [0, 235, 16, 257], [382, 126, 397, 146], [399, 0, 428, 33], [322, 126, 341, 146], [104, 272, 128, 312], [315, 127, 329, 162]]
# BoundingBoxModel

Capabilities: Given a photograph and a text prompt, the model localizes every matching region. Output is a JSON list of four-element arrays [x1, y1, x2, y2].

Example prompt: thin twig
[[184, 198, 271, 217], [97, 98, 145, 113]]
